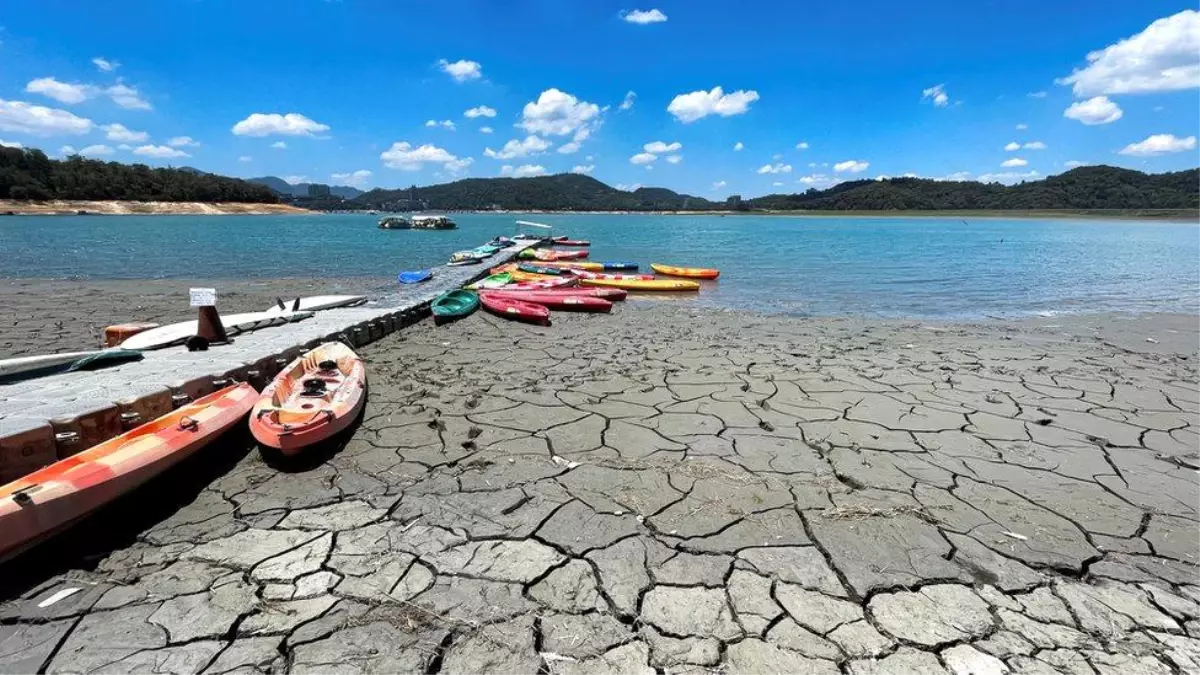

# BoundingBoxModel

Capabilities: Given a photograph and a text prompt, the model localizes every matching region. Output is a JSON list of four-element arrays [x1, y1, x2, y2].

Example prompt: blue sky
[[1, 1, 1197, 197]]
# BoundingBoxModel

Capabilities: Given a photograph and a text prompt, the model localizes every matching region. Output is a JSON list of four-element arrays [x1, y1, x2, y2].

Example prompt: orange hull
[[0, 383, 256, 560], [650, 263, 720, 280], [249, 342, 366, 454]]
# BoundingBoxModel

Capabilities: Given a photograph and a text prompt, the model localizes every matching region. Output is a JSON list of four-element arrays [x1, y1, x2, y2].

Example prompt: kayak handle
[[178, 416, 199, 431]]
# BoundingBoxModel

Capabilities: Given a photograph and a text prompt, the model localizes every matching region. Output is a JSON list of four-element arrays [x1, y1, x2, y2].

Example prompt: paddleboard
[[263, 295, 368, 315], [0, 349, 141, 382], [119, 310, 313, 350]]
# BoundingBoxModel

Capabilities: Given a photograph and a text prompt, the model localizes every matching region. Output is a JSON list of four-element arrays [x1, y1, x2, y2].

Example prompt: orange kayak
[[510, 270, 563, 283], [0, 383, 256, 560], [250, 342, 366, 455], [650, 263, 720, 280]]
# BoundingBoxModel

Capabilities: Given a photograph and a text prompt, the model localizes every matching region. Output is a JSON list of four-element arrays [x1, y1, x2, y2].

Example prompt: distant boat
[[378, 215, 457, 230]]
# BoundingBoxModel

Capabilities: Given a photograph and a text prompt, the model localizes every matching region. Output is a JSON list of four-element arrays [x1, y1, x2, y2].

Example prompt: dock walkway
[[0, 243, 527, 479]]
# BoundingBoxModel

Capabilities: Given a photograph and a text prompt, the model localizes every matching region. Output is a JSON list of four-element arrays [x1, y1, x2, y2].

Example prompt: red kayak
[[513, 287, 627, 301], [479, 292, 551, 324], [485, 290, 613, 312], [555, 239, 590, 247]]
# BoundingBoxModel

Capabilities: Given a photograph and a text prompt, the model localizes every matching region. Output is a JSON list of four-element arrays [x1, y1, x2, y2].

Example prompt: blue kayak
[[600, 262, 639, 271], [398, 269, 433, 284]]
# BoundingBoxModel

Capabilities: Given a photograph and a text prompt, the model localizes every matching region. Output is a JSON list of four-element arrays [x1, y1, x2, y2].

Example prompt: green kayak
[[431, 290, 479, 324], [464, 272, 512, 290]]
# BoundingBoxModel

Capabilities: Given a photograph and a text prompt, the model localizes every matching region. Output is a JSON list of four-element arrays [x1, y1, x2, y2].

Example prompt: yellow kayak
[[510, 270, 562, 283], [580, 278, 700, 292], [535, 261, 604, 271], [651, 263, 720, 280]]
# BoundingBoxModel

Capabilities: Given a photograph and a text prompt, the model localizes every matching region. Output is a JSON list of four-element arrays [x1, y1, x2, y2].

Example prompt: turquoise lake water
[[3, 213, 1197, 318]]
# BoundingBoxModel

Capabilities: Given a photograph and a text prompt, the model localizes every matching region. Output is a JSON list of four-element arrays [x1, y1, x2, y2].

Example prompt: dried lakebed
[[1, 305, 1197, 674]]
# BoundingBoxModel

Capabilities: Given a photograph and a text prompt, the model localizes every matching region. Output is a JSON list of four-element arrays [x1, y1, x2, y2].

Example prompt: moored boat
[[651, 263, 721, 280], [580, 278, 701, 292], [249, 342, 367, 455], [0, 383, 257, 560]]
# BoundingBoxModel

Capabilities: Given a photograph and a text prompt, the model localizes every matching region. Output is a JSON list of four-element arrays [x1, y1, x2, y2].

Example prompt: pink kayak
[[485, 290, 612, 313], [574, 270, 655, 281], [479, 292, 551, 324], [507, 277, 579, 290], [490, 287, 627, 301]]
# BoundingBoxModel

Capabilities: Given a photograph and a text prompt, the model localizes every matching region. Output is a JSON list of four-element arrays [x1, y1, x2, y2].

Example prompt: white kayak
[[119, 310, 313, 350], [263, 295, 368, 315], [0, 348, 143, 380]]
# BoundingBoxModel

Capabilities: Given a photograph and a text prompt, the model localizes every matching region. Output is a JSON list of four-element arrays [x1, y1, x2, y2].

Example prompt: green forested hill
[[0, 147, 278, 203]]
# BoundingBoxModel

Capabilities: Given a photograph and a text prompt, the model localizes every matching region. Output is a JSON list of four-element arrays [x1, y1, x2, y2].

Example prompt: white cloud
[[795, 141, 809, 150], [616, 183, 643, 191], [102, 123, 148, 142], [943, 171, 972, 181], [666, 155, 682, 164], [464, 105, 496, 119], [1004, 141, 1021, 151], [1027, 91, 1048, 98], [425, 119, 456, 130], [922, 83, 950, 107], [92, 57, 119, 72], [484, 135, 551, 159], [1063, 160, 1087, 168], [0, 139, 22, 148], [630, 152, 657, 165], [772, 153, 783, 160], [1118, 133, 1197, 156], [238, 155, 252, 162], [978, 170, 1040, 184], [271, 141, 287, 150], [501, 164, 547, 178], [570, 164, 594, 174], [620, 91, 636, 110], [106, 84, 150, 110], [59, 145, 76, 155], [757, 163, 792, 174], [231, 112, 330, 137], [1063, 96, 1123, 125], [644, 141, 681, 154], [168, 136, 199, 147], [1001, 157, 1028, 167], [833, 159, 869, 173], [25, 77, 92, 105], [621, 8, 667, 24], [479, 126, 494, 134], [772, 181, 784, 187], [0, 99, 93, 135], [797, 174, 840, 188], [667, 86, 759, 123], [1024, 141, 1047, 149], [381, 141, 466, 171], [1015, 123, 1028, 130], [133, 144, 189, 159], [79, 144, 113, 157], [711, 180, 727, 191], [331, 169, 373, 187], [282, 175, 308, 184], [518, 88, 601, 139], [1058, 10, 1200, 96], [444, 157, 474, 174], [437, 58, 482, 82], [117, 144, 131, 150], [733, 141, 744, 151], [557, 141, 581, 154]]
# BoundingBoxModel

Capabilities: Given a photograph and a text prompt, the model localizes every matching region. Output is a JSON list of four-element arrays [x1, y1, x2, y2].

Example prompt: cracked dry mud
[[2, 304, 1198, 674]]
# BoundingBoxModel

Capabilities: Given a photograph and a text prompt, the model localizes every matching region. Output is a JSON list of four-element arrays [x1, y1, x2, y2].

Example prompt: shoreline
[[0, 199, 314, 216]]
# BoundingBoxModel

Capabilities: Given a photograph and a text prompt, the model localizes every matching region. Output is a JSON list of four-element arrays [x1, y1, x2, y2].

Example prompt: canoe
[[574, 271, 655, 281], [517, 263, 568, 276], [0, 383, 256, 560], [264, 295, 368, 314], [431, 290, 479, 324], [554, 239, 590, 247], [598, 262, 640, 271], [580, 278, 701, 292], [120, 311, 313, 350], [488, 287, 626, 301], [510, 270, 562, 283], [506, 277, 577, 290], [534, 261, 604, 272], [464, 272, 512, 290], [0, 349, 143, 383], [485, 290, 612, 313], [651, 263, 721, 280], [446, 258, 482, 267], [398, 270, 434, 284], [472, 245, 501, 256], [249, 342, 367, 455], [479, 292, 551, 324]]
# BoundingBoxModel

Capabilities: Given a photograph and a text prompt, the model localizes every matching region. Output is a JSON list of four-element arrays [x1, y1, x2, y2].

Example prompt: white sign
[[189, 288, 217, 307]]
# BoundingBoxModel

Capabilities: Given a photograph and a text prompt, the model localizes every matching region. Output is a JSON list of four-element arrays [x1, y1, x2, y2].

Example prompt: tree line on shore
[[0, 147, 278, 203], [0, 145, 1195, 212]]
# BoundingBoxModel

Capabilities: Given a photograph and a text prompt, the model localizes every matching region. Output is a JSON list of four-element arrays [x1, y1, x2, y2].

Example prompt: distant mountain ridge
[[247, 176, 363, 199]]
